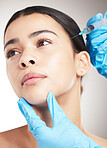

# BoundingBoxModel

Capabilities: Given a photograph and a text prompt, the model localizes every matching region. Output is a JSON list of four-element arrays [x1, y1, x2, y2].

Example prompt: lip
[[22, 73, 46, 86]]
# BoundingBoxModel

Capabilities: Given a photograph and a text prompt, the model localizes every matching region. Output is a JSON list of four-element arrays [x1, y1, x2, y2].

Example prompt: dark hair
[[4, 6, 86, 53]]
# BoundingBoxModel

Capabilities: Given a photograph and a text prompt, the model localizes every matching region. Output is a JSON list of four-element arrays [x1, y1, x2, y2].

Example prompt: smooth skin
[[0, 13, 107, 148]]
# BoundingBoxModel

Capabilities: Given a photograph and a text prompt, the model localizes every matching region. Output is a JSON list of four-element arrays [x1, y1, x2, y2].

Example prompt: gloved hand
[[17, 92, 103, 148], [86, 11, 107, 78]]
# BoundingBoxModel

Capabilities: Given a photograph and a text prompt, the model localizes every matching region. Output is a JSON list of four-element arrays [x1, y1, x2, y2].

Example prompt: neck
[[56, 77, 83, 130]]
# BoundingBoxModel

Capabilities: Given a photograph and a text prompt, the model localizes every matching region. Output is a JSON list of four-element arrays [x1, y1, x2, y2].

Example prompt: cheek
[[46, 49, 76, 95], [6, 61, 21, 97], [6, 62, 14, 83]]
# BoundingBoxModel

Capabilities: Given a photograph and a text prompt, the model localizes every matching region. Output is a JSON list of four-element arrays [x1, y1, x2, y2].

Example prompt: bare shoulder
[[0, 125, 30, 148], [87, 131, 107, 148]]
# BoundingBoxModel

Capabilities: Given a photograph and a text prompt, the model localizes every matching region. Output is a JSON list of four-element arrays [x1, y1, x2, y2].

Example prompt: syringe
[[71, 18, 107, 39]]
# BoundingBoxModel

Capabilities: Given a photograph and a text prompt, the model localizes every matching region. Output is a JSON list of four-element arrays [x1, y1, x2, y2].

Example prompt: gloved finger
[[17, 98, 46, 134], [88, 32, 107, 47], [86, 28, 107, 44], [104, 11, 107, 18], [90, 41, 106, 67], [89, 38, 107, 78], [87, 13, 103, 26], [47, 92, 67, 126], [94, 40, 107, 76]]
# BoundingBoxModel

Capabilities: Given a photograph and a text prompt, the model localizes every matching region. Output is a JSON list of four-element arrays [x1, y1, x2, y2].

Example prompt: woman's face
[[4, 13, 77, 105]]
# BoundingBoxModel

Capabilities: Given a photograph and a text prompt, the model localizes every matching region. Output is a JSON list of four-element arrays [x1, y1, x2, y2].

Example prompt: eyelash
[[37, 38, 52, 47], [5, 38, 52, 59], [6, 50, 20, 59]]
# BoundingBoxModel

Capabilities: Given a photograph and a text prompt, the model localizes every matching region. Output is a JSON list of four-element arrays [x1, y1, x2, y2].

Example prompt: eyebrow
[[4, 38, 19, 50], [4, 30, 58, 50], [28, 30, 58, 38]]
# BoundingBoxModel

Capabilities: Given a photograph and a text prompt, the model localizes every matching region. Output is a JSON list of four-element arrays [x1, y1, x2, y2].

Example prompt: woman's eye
[[6, 50, 20, 59], [37, 39, 51, 47]]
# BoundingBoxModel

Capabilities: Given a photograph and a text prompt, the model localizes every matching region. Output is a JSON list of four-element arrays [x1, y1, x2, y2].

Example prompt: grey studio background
[[0, 0, 107, 139]]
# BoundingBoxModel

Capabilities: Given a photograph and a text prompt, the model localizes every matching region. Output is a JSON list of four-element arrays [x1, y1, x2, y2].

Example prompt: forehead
[[4, 13, 69, 42]]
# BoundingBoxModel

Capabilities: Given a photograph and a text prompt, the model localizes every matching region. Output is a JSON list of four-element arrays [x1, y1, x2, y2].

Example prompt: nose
[[19, 53, 37, 69]]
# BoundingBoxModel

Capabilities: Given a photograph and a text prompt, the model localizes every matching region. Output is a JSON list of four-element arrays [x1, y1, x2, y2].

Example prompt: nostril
[[22, 63, 26, 67], [29, 60, 35, 64], [21, 60, 35, 68]]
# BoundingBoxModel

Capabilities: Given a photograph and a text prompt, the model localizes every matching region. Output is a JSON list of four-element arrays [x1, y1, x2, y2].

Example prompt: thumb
[[104, 11, 107, 18], [87, 13, 103, 26], [47, 92, 67, 126], [17, 98, 46, 135]]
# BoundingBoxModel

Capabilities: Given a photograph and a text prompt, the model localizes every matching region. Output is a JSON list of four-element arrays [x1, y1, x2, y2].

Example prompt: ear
[[75, 51, 91, 77]]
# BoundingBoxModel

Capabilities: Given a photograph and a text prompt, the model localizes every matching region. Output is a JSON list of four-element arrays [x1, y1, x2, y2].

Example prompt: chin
[[21, 88, 50, 105]]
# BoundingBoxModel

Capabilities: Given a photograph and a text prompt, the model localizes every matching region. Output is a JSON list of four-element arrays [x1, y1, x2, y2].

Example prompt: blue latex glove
[[17, 92, 103, 148], [86, 11, 107, 78]]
